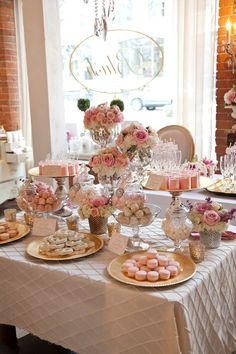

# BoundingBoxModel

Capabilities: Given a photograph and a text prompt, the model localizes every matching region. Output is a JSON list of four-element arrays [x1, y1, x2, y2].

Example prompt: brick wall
[[216, 0, 236, 162], [0, 0, 20, 131]]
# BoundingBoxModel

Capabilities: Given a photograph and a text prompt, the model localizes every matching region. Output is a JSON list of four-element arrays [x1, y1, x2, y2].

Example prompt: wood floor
[[0, 333, 78, 354]]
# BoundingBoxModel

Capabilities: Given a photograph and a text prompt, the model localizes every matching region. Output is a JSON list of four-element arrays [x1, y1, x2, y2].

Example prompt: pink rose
[[195, 201, 209, 214], [102, 153, 115, 167], [224, 90, 236, 105], [90, 156, 101, 166], [91, 196, 108, 207], [203, 210, 220, 226], [101, 116, 108, 126], [116, 157, 128, 167], [115, 134, 123, 146], [90, 207, 99, 217], [107, 111, 115, 121], [133, 129, 149, 144], [113, 113, 124, 123], [96, 112, 105, 122]]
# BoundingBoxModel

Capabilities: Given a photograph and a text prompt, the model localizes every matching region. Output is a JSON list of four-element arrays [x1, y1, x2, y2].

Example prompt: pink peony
[[133, 129, 149, 144], [203, 210, 220, 226]]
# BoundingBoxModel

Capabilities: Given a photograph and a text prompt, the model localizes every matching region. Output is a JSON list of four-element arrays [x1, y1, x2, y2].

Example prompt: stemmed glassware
[[115, 203, 161, 250], [219, 154, 235, 191]]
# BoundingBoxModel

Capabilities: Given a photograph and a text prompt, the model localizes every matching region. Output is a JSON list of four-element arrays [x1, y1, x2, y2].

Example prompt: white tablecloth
[[0, 218, 236, 354]]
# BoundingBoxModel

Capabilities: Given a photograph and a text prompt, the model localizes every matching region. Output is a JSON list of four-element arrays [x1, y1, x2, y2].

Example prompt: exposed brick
[[0, 0, 20, 131]]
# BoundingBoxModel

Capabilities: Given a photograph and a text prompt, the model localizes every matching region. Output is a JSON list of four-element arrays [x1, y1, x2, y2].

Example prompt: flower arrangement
[[187, 197, 236, 232], [83, 103, 124, 131], [226, 143, 236, 155], [78, 194, 114, 219], [115, 123, 158, 159], [224, 85, 236, 106], [89, 146, 129, 178]]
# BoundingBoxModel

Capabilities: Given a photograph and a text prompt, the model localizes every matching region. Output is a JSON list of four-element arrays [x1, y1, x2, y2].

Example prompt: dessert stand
[[28, 167, 73, 217], [142, 176, 213, 251], [115, 203, 161, 251]]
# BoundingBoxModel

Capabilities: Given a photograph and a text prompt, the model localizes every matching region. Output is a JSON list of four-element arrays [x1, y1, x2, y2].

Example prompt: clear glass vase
[[89, 127, 113, 148], [162, 205, 192, 252], [129, 147, 153, 183]]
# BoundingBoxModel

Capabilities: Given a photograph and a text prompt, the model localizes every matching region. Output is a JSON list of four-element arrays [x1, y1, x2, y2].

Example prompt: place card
[[32, 217, 57, 237], [108, 232, 129, 255], [145, 173, 164, 190]]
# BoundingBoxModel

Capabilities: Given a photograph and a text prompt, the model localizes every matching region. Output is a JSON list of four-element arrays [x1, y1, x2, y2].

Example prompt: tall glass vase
[[129, 147, 153, 183], [89, 127, 114, 148]]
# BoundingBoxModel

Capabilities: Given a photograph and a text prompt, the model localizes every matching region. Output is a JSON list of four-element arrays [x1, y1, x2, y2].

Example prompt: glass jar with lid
[[162, 204, 192, 252]]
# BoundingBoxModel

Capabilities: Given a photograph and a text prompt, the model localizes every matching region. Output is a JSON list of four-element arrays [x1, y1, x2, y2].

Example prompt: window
[[59, 0, 175, 135], [58, 0, 218, 158]]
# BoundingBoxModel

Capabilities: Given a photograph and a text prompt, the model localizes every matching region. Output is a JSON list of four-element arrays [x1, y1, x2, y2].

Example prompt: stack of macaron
[[0, 222, 19, 241], [121, 248, 181, 282], [17, 181, 61, 213]]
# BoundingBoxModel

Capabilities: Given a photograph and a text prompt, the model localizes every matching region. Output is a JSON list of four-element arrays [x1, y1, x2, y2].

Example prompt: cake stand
[[28, 167, 73, 217]]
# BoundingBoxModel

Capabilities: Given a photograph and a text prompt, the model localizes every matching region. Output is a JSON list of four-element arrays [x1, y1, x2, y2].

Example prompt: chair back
[[157, 125, 195, 163]]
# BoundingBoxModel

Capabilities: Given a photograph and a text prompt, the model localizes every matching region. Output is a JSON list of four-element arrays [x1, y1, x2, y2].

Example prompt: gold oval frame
[[69, 29, 164, 94]]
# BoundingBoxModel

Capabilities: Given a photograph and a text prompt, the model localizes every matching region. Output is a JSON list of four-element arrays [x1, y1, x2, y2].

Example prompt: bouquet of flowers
[[115, 123, 158, 159], [226, 143, 236, 155], [187, 197, 236, 232], [224, 85, 236, 106], [83, 103, 124, 131], [78, 193, 114, 219], [89, 146, 129, 178]]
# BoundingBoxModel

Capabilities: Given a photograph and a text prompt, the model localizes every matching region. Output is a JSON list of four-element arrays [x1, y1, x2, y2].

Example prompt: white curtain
[[14, 0, 32, 149], [171, 0, 218, 159]]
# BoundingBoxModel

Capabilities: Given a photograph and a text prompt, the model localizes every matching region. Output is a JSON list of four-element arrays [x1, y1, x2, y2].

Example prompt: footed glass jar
[[162, 205, 192, 252]]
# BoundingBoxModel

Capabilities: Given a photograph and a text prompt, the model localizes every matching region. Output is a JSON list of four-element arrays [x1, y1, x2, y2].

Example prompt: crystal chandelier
[[83, 0, 115, 40]]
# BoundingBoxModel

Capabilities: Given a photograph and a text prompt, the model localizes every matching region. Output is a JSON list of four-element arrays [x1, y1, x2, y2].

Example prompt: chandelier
[[83, 0, 115, 40]]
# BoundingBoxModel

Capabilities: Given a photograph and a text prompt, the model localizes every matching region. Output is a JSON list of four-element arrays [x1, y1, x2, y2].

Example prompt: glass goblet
[[115, 203, 161, 251]]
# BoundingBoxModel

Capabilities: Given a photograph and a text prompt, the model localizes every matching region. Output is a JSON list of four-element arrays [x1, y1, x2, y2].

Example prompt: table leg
[[0, 324, 18, 348]]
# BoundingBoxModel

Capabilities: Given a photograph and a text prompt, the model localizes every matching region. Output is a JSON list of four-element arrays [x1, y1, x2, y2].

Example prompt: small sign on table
[[108, 232, 129, 255], [32, 217, 57, 237]]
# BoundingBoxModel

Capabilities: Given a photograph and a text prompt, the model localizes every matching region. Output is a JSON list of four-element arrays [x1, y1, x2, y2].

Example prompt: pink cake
[[39, 161, 79, 177]]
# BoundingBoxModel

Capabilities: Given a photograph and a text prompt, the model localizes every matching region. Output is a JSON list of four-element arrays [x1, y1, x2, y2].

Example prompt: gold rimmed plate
[[107, 250, 196, 287], [26, 233, 104, 261], [206, 178, 236, 196], [0, 222, 31, 245]]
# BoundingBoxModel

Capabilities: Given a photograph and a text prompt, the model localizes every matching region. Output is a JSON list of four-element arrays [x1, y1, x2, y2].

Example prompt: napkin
[[190, 231, 236, 241]]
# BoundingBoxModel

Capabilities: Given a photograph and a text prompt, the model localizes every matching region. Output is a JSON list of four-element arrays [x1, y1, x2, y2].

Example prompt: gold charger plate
[[26, 233, 104, 261], [0, 222, 30, 245], [206, 178, 236, 196], [107, 250, 196, 287], [142, 175, 212, 192]]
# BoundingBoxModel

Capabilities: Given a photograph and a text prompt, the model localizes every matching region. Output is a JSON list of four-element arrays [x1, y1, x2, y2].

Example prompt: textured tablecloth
[[0, 217, 236, 354]]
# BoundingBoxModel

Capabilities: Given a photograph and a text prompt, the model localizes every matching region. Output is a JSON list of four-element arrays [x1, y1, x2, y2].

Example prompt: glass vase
[[129, 147, 153, 183], [89, 127, 113, 148], [200, 230, 221, 249]]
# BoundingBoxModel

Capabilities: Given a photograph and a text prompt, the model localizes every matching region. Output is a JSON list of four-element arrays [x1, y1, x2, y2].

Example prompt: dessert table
[[0, 217, 236, 354]]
